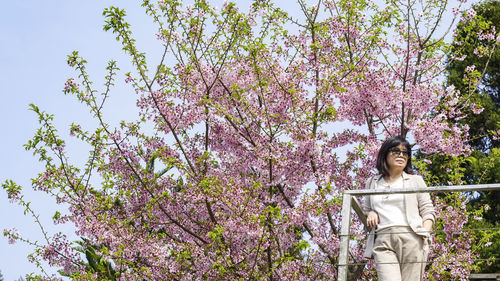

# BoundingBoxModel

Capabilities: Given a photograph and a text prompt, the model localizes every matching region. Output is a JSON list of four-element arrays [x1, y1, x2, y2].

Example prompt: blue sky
[[0, 0, 474, 280], [0, 1, 156, 279]]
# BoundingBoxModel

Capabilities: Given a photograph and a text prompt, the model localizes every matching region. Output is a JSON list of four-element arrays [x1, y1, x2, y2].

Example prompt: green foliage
[[421, 0, 500, 273], [466, 204, 500, 273], [415, 149, 500, 272], [2, 180, 23, 202], [453, 0, 500, 273], [60, 238, 119, 280], [413, 154, 467, 186], [465, 148, 500, 273], [447, 0, 500, 152]]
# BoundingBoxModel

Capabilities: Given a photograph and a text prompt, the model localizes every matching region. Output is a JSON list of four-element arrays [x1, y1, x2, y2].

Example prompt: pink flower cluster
[[465, 8, 476, 20], [4, 227, 20, 244]]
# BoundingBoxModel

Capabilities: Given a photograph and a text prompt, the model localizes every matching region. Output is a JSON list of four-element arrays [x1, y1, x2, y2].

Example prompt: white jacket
[[362, 172, 435, 258]]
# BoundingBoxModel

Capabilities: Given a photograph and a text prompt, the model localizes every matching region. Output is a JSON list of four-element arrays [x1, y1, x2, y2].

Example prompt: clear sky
[[0, 1, 159, 279], [0, 0, 474, 280]]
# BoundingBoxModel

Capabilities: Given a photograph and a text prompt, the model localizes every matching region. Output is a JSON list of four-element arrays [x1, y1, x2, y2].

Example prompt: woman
[[362, 136, 435, 281]]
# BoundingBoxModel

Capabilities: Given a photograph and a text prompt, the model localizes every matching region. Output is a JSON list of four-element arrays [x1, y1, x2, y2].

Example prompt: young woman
[[362, 136, 435, 281]]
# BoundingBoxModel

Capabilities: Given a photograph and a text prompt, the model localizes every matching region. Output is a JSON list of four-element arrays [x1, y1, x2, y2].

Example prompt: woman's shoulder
[[364, 175, 382, 189], [403, 173, 426, 185], [365, 174, 382, 183]]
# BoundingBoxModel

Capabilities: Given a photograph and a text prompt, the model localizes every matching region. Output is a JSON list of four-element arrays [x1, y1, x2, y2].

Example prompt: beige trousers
[[373, 226, 430, 281]]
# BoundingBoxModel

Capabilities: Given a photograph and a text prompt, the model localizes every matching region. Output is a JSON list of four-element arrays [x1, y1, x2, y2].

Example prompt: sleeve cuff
[[422, 214, 435, 223]]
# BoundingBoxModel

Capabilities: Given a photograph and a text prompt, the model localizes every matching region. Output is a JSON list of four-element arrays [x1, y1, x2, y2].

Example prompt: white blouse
[[372, 176, 409, 231]]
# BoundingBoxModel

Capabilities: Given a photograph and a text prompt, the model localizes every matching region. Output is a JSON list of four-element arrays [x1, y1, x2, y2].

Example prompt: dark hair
[[376, 136, 414, 177]]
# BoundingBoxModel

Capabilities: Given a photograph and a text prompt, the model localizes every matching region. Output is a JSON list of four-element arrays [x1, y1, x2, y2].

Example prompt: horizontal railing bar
[[339, 227, 500, 236], [469, 273, 500, 279], [344, 183, 500, 196], [338, 257, 499, 266]]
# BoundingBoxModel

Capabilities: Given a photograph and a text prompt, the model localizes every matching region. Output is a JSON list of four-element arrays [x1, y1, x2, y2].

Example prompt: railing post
[[338, 192, 352, 281]]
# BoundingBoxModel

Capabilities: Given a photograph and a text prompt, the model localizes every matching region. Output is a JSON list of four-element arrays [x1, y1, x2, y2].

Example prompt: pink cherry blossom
[[4, 0, 485, 280]]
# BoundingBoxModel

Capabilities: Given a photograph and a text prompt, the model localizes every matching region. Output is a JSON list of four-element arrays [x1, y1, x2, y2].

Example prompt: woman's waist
[[375, 225, 411, 233]]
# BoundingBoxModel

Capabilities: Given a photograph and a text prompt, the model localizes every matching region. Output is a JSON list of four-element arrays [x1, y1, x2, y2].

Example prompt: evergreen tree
[[431, 0, 500, 273], [448, 0, 500, 226], [447, 0, 500, 153]]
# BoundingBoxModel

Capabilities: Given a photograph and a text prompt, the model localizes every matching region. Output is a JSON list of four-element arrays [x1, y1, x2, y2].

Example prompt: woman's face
[[386, 144, 409, 172]]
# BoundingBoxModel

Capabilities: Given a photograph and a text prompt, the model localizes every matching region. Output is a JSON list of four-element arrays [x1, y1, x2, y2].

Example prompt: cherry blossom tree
[[4, 0, 493, 280]]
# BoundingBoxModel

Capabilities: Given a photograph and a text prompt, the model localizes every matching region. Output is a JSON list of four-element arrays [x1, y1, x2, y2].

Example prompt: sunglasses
[[389, 147, 410, 157]]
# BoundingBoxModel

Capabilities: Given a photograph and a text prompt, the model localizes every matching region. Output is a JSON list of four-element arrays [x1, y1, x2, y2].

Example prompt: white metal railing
[[338, 183, 500, 281]]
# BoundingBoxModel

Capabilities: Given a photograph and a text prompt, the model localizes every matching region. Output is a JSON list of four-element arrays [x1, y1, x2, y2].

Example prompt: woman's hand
[[366, 211, 379, 228]]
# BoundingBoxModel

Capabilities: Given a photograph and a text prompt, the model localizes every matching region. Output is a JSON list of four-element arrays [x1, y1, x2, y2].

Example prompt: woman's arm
[[362, 177, 379, 228], [416, 176, 436, 228], [361, 177, 374, 214], [423, 219, 433, 232]]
